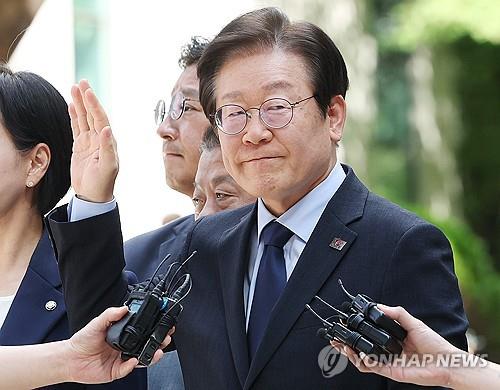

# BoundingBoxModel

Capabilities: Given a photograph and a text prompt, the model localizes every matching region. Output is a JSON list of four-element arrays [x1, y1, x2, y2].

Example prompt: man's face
[[215, 49, 345, 215], [192, 146, 256, 219], [157, 65, 210, 196]]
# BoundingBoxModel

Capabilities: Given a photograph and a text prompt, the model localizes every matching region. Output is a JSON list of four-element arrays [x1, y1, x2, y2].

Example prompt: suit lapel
[[0, 231, 66, 345], [158, 217, 191, 263], [244, 166, 368, 388], [217, 205, 257, 388]]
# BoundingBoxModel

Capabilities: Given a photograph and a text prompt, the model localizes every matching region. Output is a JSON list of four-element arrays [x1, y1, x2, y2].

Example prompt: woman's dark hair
[[0, 64, 72, 215], [197, 7, 349, 124]]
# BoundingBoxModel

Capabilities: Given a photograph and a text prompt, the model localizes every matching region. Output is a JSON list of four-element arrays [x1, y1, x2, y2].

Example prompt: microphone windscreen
[[317, 328, 328, 339], [341, 301, 352, 313]]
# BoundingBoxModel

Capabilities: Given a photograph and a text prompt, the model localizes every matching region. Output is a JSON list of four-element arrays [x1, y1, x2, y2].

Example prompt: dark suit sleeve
[[381, 223, 468, 390], [46, 205, 131, 333]]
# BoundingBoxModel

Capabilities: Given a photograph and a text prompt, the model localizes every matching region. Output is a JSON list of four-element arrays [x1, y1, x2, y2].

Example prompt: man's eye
[[216, 192, 231, 200], [184, 105, 199, 112], [267, 104, 287, 111], [192, 197, 202, 206], [226, 110, 245, 118]]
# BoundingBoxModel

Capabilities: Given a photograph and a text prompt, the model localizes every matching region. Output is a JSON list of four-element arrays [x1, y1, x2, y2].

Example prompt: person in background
[[0, 64, 144, 389], [333, 305, 500, 390], [0, 306, 170, 389], [192, 127, 256, 220], [125, 36, 211, 282], [123, 37, 210, 390]]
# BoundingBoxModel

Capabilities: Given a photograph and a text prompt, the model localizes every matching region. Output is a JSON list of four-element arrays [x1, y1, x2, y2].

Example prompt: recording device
[[305, 279, 407, 358], [338, 279, 407, 341], [106, 251, 195, 366]]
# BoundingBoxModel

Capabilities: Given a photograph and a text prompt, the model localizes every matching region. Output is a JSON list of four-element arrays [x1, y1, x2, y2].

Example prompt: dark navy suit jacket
[[124, 216, 194, 390], [0, 230, 146, 390], [47, 165, 469, 390], [124, 215, 194, 282]]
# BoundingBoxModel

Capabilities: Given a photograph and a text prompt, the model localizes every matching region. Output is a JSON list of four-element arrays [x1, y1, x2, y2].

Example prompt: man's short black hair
[[178, 36, 210, 69], [0, 63, 72, 215], [200, 126, 220, 153], [197, 7, 349, 124]]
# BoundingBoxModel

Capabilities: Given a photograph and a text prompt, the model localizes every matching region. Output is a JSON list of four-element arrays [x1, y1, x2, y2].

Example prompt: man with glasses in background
[[48, 7, 468, 389], [125, 37, 210, 283]]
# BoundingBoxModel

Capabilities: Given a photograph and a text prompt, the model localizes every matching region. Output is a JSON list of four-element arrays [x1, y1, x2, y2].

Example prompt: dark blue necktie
[[247, 221, 294, 360]]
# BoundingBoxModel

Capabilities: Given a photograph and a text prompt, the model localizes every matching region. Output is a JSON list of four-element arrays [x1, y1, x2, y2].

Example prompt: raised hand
[[69, 80, 118, 202]]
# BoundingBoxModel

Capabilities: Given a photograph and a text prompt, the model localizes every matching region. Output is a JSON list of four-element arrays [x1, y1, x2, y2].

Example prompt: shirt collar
[[257, 161, 346, 243]]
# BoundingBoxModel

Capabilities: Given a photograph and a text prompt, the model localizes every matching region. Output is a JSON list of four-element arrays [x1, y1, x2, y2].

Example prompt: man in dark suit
[[47, 7, 468, 389], [122, 37, 212, 390], [125, 36, 211, 282]]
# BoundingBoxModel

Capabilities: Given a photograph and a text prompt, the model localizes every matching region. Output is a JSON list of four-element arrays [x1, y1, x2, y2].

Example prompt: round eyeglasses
[[213, 95, 316, 135], [154, 93, 199, 125]]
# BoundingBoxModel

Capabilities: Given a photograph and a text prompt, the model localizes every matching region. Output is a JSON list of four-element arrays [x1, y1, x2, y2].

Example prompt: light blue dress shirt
[[244, 161, 346, 329]]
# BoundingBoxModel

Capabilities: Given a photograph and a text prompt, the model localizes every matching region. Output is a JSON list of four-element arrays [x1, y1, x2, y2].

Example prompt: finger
[[71, 84, 90, 133], [116, 357, 138, 380], [78, 80, 95, 132], [94, 306, 129, 331], [168, 326, 175, 336], [68, 103, 80, 139], [84, 88, 110, 133], [150, 349, 165, 366], [377, 305, 421, 332], [358, 352, 393, 378], [98, 126, 119, 169], [160, 335, 171, 350]]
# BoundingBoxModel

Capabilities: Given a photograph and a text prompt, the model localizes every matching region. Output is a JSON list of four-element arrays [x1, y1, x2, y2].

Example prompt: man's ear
[[26, 143, 51, 188], [327, 95, 347, 145]]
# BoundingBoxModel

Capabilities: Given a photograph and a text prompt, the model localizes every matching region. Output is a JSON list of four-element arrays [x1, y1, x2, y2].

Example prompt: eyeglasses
[[154, 93, 199, 125], [213, 95, 316, 135]]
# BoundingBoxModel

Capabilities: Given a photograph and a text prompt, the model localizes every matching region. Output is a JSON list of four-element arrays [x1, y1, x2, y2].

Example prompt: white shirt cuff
[[69, 195, 117, 222]]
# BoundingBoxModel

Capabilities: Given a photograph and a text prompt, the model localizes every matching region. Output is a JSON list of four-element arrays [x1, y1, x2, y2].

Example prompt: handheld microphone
[[106, 251, 195, 366], [338, 280, 407, 341]]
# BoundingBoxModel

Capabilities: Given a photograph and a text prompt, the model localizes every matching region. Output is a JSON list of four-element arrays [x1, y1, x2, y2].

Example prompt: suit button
[[45, 300, 57, 311]]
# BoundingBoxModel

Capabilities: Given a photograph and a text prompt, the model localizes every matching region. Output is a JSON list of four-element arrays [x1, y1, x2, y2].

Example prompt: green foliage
[[407, 205, 500, 358], [452, 37, 500, 272], [387, 0, 500, 49]]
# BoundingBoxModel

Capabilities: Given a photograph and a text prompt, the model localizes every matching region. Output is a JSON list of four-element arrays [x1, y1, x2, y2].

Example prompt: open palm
[[69, 80, 118, 203]]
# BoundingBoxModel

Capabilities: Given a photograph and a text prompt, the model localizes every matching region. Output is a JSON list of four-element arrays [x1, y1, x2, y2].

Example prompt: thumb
[[115, 357, 138, 380]]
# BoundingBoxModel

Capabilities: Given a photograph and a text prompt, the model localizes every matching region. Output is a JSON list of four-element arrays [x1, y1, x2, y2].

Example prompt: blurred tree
[[379, 0, 500, 359], [387, 0, 500, 269]]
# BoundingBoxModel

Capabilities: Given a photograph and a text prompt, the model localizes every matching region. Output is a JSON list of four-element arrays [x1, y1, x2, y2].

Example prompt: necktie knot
[[261, 221, 294, 248]]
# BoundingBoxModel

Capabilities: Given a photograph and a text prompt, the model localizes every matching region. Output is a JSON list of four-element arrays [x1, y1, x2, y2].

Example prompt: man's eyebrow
[[181, 87, 199, 99], [212, 174, 237, 187], [220, 81, 294, 102], [262, 80, 294, 91], [220, 91, 242, 101]]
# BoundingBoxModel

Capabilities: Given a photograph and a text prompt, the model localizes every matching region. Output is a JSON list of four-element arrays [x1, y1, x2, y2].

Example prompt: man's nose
[[242, 110, 272, 145], [157, 115, 179, 140]]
